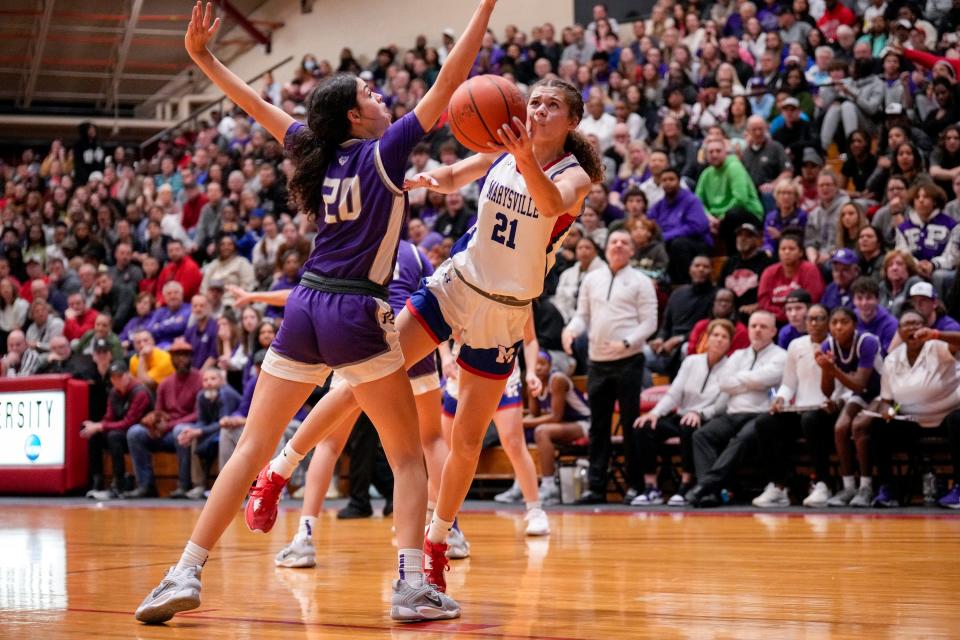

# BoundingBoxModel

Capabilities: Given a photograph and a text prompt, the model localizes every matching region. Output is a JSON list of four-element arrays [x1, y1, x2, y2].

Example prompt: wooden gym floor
[[0, 499, 958, 639]]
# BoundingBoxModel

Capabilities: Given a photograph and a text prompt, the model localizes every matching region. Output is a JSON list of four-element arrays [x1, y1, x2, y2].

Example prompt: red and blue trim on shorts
[[406, 282, 521, 380]]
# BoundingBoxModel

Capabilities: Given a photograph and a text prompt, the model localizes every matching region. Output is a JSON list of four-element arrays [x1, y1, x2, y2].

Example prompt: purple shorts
[[267, 286, 403, 386]]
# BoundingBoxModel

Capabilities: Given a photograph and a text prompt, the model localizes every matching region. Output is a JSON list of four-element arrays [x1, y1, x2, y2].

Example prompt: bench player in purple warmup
[[134, 0, 497, 624]]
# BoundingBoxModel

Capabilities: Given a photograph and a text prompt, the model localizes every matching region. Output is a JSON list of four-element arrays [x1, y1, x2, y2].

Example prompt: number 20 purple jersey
[[284, 111, 425, 285]]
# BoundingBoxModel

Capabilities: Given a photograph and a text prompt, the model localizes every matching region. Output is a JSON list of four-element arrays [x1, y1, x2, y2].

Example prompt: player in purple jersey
[[814, 306, 885, 507], [135, 1, 496, 625]]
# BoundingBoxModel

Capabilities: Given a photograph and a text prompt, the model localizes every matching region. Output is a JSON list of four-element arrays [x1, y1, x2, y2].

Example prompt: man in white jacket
[[562, 230, 659, 504], [685, 310, 786, 507]]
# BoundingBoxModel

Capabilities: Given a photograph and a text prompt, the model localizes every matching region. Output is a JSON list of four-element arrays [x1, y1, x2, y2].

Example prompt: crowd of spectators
[[3, 0, 960, 508]]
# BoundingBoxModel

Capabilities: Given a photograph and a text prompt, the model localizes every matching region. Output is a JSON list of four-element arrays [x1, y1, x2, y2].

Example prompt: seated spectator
[[778, 289, 812, 348], [687, 288, 750, 355], [858, 226, 885, 280], [758, 232, 825, 324], [553, 237, 603, 323], [842, 130, 878, 199], [156, 238, 202, 304], [91, 271, 133, 334], [74, 312, 124, 360], [1, 329, 40, 377], [719, 222, 774, 320], [585, 183, 624, 226], [107, 241, 144, 293], [635, 319, 734, 507], [31, 278, 66, 316], [185, 294, 218, 370], [818, 59, 883, 152], [265, 250, 301, 319], [124, 338, 203, 498], [772, 98, 817, 162], [853, 277, 900, 353], [63, 292, 98, 342], [579, 205, 608, 248], [628, 217, 668, 283], [871, 176, 910, 248], [878, 249, 924, 316], [834, 201, 868, 252], [39, 334, 97, 377], [522, 351, 591, 505], [646, 256, 716, 377], [25, 299, 63, 353], [695, 137, 765, 251], [685, 311, 786, 507], [895, 181, 958, 297], [610, 142, 650, 203], [432, 191, 475, 241], [120, 292, 155, 352], [821, 248, 860, 310], [805, 169, 851, 268], [851, 313, 960, 508], [201, 234, 256, 306], [171, 367, 242, 500], [79, 359, 152, 500], [129, 329, 174, 389], [742, 115, 792, 203], [656, 115, 700, 186], [762, 179, 808, 256], [0, 277, 30, 341], [148, 281, 191, 349], [217, 349, 265, 467], [645, 168, 712, 284], [752, 304, 838, 508], [638, 149, 671, 208]]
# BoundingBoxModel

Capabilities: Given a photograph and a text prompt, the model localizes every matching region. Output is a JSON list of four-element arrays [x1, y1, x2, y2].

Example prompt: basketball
[[448, 74, 527, 154]]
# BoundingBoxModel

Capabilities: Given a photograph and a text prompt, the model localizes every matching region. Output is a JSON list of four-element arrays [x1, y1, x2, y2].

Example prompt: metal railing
[[140, 55, 293, 151]]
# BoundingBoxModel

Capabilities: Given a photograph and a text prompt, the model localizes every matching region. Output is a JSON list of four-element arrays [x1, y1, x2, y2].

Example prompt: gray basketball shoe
[[390, 579, 461, 621], [134, 565, 202, 623]]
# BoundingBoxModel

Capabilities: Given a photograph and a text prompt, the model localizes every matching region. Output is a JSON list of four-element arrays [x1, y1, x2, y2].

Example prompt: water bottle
[[923, 471, 937, 505], [574, 459, 590, 501], [720, 488, 731, 505]]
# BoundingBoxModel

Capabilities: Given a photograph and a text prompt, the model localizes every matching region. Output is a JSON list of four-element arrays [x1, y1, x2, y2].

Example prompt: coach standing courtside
[[562, 229, 658, 504]]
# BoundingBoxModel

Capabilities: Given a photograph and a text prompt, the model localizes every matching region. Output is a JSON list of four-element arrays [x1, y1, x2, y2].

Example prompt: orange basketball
[[448, 75, 527, 154]]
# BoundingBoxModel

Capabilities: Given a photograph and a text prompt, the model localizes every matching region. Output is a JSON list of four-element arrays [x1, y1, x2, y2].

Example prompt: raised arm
[[413, 0, 498, 132], [185, 2, 294, 144], [225, 284, 291, 308], [404, 152, 499, 194]]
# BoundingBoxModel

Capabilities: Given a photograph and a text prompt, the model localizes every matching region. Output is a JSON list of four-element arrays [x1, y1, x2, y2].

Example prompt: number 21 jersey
[[451, 152, 582, 300]]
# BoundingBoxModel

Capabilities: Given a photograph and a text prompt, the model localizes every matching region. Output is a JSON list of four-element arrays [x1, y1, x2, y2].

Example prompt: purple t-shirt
[[821, 331, 882, 398], [284, 111, 425, 286], [390, 240, 434, 314]]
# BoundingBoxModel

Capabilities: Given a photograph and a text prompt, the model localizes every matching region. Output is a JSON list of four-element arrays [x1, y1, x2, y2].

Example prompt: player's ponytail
[[288, 74, 359, 216], [530, 78, 605, 184]]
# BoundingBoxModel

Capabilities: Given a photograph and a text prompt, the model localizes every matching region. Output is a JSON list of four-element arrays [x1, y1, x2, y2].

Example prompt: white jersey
[[451, 152, 582, 300]]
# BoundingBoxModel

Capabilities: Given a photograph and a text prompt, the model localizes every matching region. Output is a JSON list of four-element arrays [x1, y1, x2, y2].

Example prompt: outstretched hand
[[225, 284, 252, 307], [403, 173, 440, 191], [185, 1, 221, 57]]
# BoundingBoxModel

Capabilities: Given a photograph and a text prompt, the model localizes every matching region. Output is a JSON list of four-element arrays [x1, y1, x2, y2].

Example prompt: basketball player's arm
[[522, 312, 543, 397], [184, 2, 294, 144], [413, 0, 498, 132], [225, 284, 291, 308], [404, 153, 499, 194], [496, 119, 592, 218]]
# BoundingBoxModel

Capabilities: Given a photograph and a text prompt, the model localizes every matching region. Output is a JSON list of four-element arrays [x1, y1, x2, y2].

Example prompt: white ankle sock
[[176, 540, 208, 572], [398, 548, 424, 587], [427, 514, 453, 544], [842, 475, 855, 490], [541, 476, 556, 490], [269, 443, 305, 479], [860, 476, 873, 489], [297, 515, 317, 541], [525, 501, 542, 512]]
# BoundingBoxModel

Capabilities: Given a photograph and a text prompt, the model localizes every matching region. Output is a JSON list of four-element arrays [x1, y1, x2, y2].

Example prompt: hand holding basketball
[[493, 117, 534, 162], [185, 1, 221, 57]]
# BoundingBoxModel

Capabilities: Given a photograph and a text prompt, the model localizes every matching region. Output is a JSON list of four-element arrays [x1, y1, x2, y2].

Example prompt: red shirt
[[156, 256, 202, 304], [181, 192, 209, 231], [19, 277, 48, 302], [757, 262, 825, 324], [817, 3, 856, 41], [687, 319, 750, 355], [155, 370, 204, 431], [64, 309, 98, 341]]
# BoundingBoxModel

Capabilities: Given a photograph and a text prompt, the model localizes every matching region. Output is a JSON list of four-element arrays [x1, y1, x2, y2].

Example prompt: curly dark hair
[[529, 78, 605, 183]]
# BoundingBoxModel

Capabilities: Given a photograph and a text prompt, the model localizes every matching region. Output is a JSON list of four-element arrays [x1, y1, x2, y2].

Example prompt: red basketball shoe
[[245, 466, 287, 533], [423, 537, 450, 593]]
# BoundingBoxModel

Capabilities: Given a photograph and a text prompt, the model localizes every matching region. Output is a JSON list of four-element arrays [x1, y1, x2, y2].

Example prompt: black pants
[[636, 413, 696, 476], [88, 429, 128, 489], [665, 237, 711, 285], [754, 409, 836, 486], [692, 413, 759, 490], [345, 413, 394, 509], [873, 411, 960, 487], [718, 207, 760, 255], [586, 354, 645, 494]]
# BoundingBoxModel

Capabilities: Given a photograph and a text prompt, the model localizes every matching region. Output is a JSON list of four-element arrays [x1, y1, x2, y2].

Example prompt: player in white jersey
[[402, 78, 604, 592]]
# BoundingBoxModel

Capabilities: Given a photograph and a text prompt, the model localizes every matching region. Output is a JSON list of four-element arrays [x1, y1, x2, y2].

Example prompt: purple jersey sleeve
[[283, 121, 306, 153], [855, 333, 880, 370], [377, 111, 426, 187], [418, 248, 435, 278]]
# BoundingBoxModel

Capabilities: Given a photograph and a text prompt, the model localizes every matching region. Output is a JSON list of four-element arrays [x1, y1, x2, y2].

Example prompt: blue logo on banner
[[24, 434, 41, 462]]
